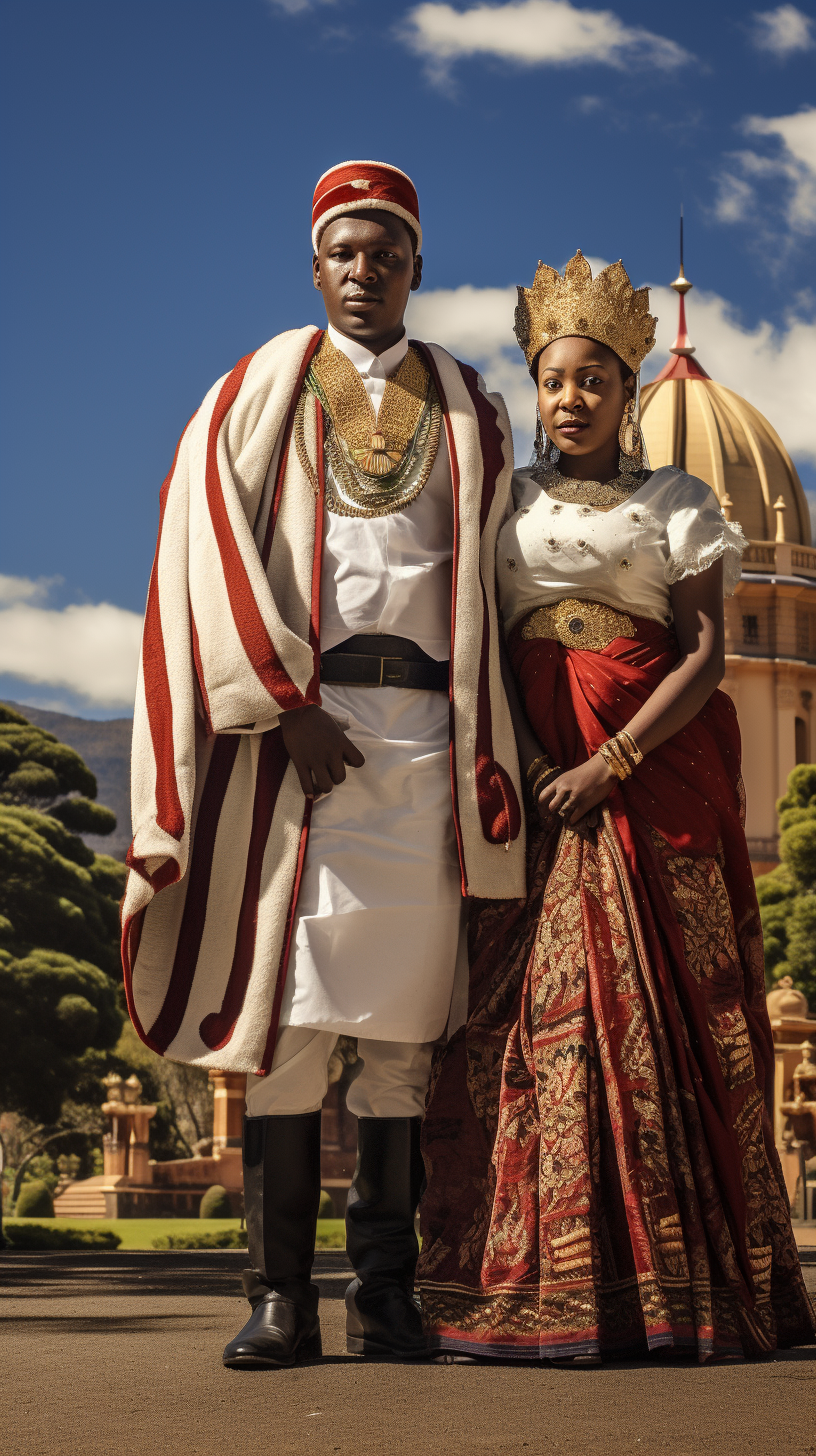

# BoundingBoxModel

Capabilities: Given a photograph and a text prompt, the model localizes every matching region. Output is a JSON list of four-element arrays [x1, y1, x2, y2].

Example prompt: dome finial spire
[[670, 205, 695, 356]]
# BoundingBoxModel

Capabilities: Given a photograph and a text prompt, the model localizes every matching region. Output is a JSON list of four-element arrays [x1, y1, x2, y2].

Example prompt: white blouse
[[497, 466, 747, 632]]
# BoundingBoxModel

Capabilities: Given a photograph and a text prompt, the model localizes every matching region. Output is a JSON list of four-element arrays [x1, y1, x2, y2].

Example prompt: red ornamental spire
[[654, 210, 710, 382]]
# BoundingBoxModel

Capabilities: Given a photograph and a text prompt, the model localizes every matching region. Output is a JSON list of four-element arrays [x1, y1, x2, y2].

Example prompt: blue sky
[[1, 0, 815, 716]]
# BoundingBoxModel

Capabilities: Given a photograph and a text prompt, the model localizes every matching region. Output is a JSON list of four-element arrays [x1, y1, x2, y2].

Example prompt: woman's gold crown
[[514, 250, 657, 375]]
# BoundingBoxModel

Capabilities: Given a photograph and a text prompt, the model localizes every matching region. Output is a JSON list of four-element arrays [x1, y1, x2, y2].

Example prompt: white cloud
[[715, 106, 816, 236], [408, 284, 536, 449], [265, 0, 334, 12], [745, 108, 816, 230], [751, 5, 814, 56], [0, 576, 142, 710], [399, 0, 691, 84], [408, 272, 816, 466], [713, 171, 757, 224], [0, 574, 55, 606]]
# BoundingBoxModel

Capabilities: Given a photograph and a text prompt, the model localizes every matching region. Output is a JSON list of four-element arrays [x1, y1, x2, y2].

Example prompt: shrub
[[199, 1184, 233, 1218], [15, 1179, 54, 1218], [318, 1189, 334, 1219], [152, 1228, 248, 1249], [5, 1222, 120, 1250]]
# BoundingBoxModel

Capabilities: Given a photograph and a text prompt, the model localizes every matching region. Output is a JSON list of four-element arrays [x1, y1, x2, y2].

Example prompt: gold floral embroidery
[[418, 809, 815, 1359]]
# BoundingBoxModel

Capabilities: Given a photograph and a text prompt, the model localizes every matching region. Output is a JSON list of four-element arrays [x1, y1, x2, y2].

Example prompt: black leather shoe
[[223, 1112, 323, 1371], [345, 1116, 428, 1360], [345, 1275, 426, 1359], [223, 1285, 321, 1369]]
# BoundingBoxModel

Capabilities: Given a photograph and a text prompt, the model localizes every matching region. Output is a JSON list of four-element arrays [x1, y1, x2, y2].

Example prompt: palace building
[[640, 265, 814, 874]]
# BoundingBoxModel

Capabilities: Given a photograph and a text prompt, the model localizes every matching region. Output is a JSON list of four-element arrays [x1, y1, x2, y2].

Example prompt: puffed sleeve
[[663, 471, 747, 597]]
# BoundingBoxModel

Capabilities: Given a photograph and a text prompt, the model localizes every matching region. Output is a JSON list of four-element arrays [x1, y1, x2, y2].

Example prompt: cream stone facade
[[640, 266, 814, 874]]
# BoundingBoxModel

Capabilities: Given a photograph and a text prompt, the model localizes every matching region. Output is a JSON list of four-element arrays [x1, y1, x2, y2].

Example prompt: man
[[122, 161, 525, 1368]]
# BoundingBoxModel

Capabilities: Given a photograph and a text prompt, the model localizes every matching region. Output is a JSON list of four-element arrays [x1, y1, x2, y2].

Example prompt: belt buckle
[[379, 656, 405, 686]]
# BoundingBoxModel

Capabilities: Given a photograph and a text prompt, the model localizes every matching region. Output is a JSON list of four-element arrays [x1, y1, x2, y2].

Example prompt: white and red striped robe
[[122, 327, 526, 1073]]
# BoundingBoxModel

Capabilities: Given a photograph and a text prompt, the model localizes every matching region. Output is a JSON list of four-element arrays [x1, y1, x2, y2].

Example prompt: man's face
[[313, 210, 422, 350]]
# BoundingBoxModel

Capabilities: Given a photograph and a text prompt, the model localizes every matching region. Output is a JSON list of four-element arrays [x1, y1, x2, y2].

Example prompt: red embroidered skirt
[[417, 612, 816, 1361]]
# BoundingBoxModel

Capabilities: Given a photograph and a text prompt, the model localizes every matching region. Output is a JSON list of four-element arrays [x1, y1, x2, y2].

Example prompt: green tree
[[0, 704, 127, 1228], [0, 705, 216, 1214], [0, 703, 116, 833], [756, 764, 816, 1010], [0, 950, 122, 1124]]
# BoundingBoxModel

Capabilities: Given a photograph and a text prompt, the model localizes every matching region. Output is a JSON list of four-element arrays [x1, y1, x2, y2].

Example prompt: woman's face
[[536, 336, 634, 461]]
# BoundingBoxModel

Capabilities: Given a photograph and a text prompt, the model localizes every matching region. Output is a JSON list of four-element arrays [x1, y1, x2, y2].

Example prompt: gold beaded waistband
[[520, 599, 636, 652]]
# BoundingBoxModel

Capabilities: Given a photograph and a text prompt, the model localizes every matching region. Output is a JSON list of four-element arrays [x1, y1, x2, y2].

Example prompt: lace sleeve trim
[[664, 519, 747, 597]]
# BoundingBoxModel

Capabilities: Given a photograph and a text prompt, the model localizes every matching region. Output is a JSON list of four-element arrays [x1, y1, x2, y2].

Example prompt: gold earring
[[618, 398, 639, 457]]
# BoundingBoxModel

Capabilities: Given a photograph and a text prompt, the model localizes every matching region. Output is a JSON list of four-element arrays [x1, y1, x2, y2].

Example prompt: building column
[[129, 1108, 155, 1183], [209, 1070, 245, 1151], [776, 675, 798, 801]]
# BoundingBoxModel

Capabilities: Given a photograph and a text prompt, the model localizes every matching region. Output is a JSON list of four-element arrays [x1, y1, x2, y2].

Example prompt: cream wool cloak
[[122, 327, 525, 1074]]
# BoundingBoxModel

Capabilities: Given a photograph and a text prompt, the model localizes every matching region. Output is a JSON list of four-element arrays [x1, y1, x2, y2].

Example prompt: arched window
[[795, 716, 809, 765]]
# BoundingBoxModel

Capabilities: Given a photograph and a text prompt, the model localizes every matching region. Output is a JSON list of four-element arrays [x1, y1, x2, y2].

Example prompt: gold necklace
[[298, 335, 441, 518], [538, 465, 647, 511]]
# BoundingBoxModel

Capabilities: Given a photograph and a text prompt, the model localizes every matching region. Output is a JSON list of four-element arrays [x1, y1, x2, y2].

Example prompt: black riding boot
[[345, 1116, 427, 1359], [223, 1112, 323, 1369]]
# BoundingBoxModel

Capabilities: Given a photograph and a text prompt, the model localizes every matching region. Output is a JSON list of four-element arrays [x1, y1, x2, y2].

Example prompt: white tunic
[[497, 465, 746, 631], [278, 326, 462, 1042]]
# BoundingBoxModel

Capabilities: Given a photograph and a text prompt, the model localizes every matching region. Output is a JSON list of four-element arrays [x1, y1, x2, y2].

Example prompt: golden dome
[[640, 276, 809, 546]]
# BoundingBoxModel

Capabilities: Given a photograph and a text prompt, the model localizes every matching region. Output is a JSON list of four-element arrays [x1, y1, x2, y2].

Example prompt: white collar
[[327, 324, 409, 379]]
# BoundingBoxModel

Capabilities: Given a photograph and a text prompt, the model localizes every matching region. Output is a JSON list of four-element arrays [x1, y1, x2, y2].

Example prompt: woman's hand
[[280, 704, 365, 798], [537, 754, 617, 826]]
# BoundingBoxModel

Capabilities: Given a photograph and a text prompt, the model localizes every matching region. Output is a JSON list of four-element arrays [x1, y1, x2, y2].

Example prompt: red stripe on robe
[[204, 352, 306, 712], [141, 419, 195, 843], [256, 394, 328, 1072], [198, 729, 291, 1051], [145, 735, 241, 1054]]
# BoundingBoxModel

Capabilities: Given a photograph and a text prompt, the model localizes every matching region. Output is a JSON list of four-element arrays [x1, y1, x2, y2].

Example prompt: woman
[[417, 252, 815, 1363]]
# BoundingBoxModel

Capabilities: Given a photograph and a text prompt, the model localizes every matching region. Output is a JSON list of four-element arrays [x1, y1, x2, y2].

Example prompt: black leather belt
[[320, 635, 449, 693]]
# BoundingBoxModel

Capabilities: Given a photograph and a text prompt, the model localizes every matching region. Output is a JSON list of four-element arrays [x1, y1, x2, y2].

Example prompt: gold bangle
[[530, 765, 562, 800], [609, 738, 632, 776], [611, 740, 634, 778], [617, 729, 643, 766], [525, 754, 552, 786], [598, 741, 630, 780]]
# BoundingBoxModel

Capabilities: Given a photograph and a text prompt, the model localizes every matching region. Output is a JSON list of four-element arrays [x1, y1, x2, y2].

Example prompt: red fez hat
[[312, 160, 422, 252]]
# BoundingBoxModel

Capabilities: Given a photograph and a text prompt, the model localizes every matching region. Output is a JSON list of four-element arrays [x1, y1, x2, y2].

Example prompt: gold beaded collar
[[539, 467, 647, 512], [299, 333, 442, 519], [310, 333, 430, 474]]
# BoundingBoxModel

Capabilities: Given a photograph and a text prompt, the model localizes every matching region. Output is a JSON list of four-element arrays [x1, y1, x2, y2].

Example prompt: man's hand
[[280, 704, 366, 798], [537, 754, 617, 827]]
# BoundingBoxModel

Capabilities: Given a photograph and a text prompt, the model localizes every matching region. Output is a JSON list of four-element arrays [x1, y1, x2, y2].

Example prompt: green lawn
[[4, 1217, 346, 1250]]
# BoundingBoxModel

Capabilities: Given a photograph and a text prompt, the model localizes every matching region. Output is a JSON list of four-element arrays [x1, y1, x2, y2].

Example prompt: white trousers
[[245, 1027, 434, 1119]]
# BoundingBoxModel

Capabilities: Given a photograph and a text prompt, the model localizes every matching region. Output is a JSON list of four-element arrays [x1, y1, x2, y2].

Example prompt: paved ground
[[2, 1250, 814, 1456]]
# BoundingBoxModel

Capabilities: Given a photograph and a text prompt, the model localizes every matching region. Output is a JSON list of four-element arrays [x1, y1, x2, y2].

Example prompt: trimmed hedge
[[199, 1184, 233, 1219], [318, 1189, 334, 1219], [152, 1228, 248, 1249], [5, 1222, 121, 1250], [14, 1180, 54, 1218]]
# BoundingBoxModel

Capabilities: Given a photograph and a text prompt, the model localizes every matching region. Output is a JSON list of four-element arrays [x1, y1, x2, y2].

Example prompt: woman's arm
[[539, 558, 726, 825]]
